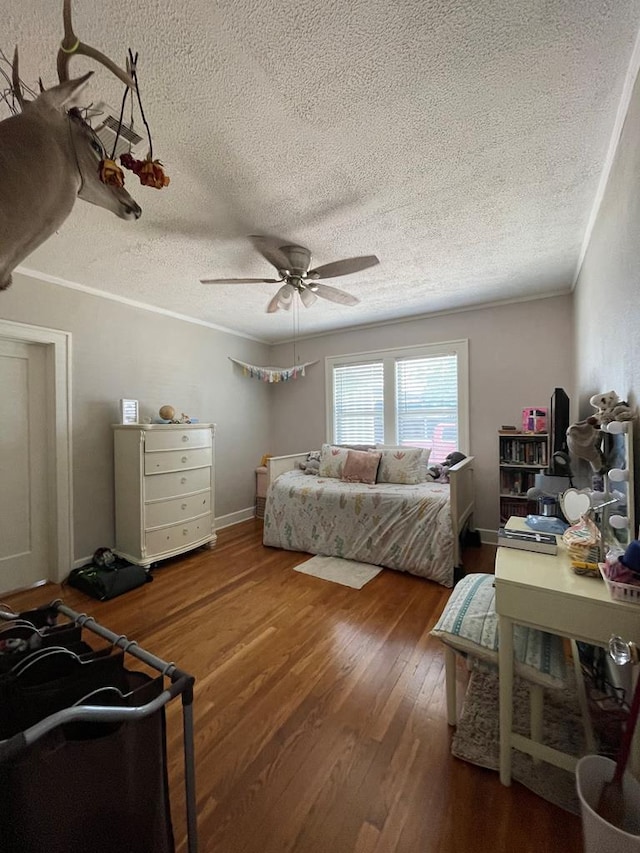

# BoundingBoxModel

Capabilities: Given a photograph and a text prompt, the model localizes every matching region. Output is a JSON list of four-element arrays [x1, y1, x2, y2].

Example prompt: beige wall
[[0, 273, 271, 562], [573, 66, 640, 525], [269, 295, 574, 535], [574, 66, 640, 414]]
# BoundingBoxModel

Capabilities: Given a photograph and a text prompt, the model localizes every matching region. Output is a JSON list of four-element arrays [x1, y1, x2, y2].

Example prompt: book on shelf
[[498, 527, 558, 555]]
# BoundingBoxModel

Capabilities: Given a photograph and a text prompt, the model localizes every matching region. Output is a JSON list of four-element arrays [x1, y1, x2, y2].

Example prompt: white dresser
[[112, 423, 216, 567]]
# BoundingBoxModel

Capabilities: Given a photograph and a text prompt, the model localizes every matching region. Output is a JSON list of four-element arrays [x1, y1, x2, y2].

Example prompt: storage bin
[[576, 755, 640, 852], [599, 564, 640, 603]]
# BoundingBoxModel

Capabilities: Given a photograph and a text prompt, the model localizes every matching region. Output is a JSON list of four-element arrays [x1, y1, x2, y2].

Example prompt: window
[[326, 340, 469, 464]]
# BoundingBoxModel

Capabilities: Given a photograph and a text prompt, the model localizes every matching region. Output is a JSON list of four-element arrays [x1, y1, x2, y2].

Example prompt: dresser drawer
[[144, 447, 212, 475], [145, 491, 211, 528], [144, 467, 210, 500], [145, 429, 212, 452], [145, 514, 212, 555]]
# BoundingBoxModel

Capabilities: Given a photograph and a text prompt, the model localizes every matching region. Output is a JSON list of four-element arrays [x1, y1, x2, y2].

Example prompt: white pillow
[[375, 444, 432, 482], [318, 444, 350, 479], [376, 447, 425, 485]]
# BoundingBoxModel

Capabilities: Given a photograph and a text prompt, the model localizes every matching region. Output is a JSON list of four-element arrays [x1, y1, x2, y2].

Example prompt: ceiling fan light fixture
[[299, 287, 317, 308], [278, 283, 294, 310]]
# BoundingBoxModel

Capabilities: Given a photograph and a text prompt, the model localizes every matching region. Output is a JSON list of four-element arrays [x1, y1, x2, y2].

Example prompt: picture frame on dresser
[[119, 398, 139, 425], [112, 423, 216, 567]]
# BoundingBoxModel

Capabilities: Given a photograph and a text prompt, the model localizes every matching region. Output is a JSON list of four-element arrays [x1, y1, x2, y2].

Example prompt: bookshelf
[[498, 431, 549, 524]]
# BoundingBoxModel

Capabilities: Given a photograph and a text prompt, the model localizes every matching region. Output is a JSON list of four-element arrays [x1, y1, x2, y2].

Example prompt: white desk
[[495, 517, 640, 786]]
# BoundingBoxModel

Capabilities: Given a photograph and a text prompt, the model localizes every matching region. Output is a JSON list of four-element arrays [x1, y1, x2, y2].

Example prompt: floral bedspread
[[263, 470, 455, 586]]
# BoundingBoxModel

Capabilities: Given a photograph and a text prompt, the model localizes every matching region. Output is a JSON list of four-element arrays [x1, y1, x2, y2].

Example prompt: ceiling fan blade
[[200, 277, 280, 285], [308, 255, 379, 280], [299, 287, 317, 308], [314, 283, 360, 306], [250, 235, 293, 274]]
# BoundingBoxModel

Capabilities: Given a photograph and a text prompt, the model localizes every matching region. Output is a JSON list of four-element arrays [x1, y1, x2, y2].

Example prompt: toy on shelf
[[155, 405, 196, 424], [522, 407, 547, 433], [589, 391, 635, 426]]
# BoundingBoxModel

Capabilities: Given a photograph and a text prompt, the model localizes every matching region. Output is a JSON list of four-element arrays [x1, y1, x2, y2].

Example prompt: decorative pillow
[[318, 444, 350, 479], [430, 573, 566, 689], [375, 444, 432, 481], [341, 449, 381, 484], [376, 447, 425, 485]]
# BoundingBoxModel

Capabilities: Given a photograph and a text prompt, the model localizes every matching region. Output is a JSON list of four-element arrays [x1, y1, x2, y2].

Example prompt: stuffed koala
[[589, 391, 619, 424], [426, 452, 466, 483], [590, 391, 635, 424], [299, 450, 321, 475], [443, 451, 466, 469]]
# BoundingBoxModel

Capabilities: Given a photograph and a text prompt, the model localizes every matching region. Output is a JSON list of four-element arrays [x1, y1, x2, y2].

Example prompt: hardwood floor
[[4, 521, 583, 853]]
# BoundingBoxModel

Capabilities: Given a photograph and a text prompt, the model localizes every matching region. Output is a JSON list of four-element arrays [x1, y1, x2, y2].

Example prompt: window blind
[[333, 362, 384, 444], [396, 355, 458, 459]]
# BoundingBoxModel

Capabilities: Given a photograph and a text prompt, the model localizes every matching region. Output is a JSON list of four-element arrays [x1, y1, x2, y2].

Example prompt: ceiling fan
[[200, 237, 380, 313]]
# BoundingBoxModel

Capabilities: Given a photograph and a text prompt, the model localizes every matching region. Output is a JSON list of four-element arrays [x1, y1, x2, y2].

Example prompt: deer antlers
[[11, 48, 25, 109], [57, 0, 135, 89]]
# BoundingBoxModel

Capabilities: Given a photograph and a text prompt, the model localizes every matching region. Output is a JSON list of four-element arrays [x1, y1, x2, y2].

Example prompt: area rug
[[294, 555, 382, 589], [452, 665, 587, 814]]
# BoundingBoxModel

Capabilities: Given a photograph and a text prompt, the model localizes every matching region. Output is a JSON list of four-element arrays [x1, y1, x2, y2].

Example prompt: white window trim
[[324, 339, 469, 454]]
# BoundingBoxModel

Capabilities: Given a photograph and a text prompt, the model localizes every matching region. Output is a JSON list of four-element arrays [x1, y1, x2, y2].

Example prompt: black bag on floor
[[66, 560, 150, 601]]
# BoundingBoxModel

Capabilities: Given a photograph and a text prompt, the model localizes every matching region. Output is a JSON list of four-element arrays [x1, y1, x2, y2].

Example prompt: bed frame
[[265, 452, 475, 571]]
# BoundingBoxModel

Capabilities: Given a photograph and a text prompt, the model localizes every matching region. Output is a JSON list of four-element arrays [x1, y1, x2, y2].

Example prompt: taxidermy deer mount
[[0, 0, 143, 291]]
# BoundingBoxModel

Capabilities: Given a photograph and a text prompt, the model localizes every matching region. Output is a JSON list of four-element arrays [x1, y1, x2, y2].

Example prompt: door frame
[[0, 319, 73, 584]]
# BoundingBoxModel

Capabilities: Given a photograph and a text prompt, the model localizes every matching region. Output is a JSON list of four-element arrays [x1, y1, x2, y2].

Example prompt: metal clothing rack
[[0, 600, 198, 853]]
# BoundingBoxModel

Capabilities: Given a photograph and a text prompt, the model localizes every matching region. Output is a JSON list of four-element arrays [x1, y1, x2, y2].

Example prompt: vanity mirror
[[599, 421, 635, 548]]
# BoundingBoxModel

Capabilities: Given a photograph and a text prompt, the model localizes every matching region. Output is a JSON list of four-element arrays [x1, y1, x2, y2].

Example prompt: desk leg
[[499, 614, 514, 786]]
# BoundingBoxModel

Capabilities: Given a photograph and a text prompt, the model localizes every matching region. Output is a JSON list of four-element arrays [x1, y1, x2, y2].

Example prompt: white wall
[[573, 64, 640, 525], [0, 273, 271, 562], [574, 65, 640, 414], [268, 295, 574, 535]]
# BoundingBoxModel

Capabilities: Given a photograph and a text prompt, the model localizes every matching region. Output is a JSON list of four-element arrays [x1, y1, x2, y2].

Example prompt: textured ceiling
[[5, 0, 640, 342]]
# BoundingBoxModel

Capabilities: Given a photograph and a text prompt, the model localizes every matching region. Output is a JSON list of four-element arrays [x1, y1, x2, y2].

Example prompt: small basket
[[598, 563, 640, 604]]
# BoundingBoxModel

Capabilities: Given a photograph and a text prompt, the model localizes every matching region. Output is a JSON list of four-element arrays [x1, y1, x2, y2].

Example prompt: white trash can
[[576, 755, 640, 853]]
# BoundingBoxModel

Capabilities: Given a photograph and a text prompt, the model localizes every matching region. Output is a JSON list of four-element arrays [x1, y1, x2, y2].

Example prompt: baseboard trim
[[477, 528, 497, 545], [73, 507, 256, 569], [215, 506, 256, 530]]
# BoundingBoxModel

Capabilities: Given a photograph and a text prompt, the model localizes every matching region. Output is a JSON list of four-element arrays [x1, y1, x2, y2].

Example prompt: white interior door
[[0, 338, 49, 593]]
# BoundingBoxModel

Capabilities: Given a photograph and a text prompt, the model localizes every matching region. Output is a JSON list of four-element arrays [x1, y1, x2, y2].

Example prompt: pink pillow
[[341, 449, 381, 484]]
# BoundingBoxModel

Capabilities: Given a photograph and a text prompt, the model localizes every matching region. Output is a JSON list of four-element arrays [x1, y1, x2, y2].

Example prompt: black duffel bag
[[65, 559, 150, 601]]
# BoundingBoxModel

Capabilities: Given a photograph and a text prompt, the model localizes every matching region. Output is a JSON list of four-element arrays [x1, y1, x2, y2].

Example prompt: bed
[[262, 452, 475, 587]]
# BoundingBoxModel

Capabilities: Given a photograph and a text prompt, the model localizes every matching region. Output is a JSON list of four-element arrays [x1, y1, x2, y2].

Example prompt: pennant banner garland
[[228, 357, 318, 383]]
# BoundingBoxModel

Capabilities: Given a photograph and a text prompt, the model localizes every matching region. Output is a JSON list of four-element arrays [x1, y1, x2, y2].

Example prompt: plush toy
[[443, 451, 466, 470], [299, 450, 321, 475], [589, 391, 635, 424], [566, 420, 604, 472], [611, 402, 635, 421], [426, 452, 466, 483]]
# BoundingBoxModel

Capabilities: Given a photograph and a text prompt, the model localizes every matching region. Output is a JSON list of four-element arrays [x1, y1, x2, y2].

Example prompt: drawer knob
[[181, 456, 188, 463], [182, 435, 189, 442], [181, 477, 187, 484], [182, 503, 187, 510], [183, 528, 188, 535]]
